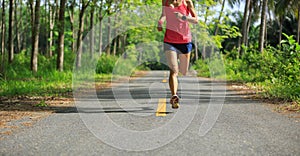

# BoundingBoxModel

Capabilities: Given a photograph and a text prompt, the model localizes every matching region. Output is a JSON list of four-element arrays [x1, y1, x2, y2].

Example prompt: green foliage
[[263, 34, 300, 101], [193, 59, 211, 77], [213, 25, 241, 49], [193, 53, 226, 79], [96, 54, 118, 74], [193, 34, 300, 102], [112, 58, 137, 76], [0, 51, 74, 96]]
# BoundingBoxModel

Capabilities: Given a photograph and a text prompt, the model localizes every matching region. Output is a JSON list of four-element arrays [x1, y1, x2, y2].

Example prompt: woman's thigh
[[165, 50, 179, 73], [178, 53, 191, 75]]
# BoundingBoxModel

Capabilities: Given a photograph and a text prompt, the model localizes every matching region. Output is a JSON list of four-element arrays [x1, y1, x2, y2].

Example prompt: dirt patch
[[0, 94, 74, 139], [0, 71, 148, 139], [227, 82, 300, 119], [227, 83, 259, 97]]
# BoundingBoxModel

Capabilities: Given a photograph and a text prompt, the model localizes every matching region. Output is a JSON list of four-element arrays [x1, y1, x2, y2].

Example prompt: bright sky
[[212, 1, 246, 22], [214, 1, 245, 14]]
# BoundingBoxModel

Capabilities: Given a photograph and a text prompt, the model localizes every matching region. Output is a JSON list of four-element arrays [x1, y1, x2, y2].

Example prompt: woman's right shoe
[[170, 95, 180, 109]]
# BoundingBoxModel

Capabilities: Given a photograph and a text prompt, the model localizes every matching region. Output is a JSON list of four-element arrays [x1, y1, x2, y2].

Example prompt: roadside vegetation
[[0, 52, 118, 97], [194, 34, 300, 104], [0, 0, 299, 107]]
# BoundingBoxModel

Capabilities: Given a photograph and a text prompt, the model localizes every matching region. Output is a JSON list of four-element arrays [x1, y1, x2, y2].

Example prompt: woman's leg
[[165, 50, 179, 96], [178, 53, 191, 76]]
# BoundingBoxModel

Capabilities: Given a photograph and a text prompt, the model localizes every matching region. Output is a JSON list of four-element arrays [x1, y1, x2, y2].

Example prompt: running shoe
[[170, 95, 180, 109]]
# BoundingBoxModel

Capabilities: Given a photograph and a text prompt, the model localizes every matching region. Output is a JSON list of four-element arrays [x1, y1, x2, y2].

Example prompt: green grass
[[94, 73, 112, 82], [0, 70, 73, 96], [0, 51, 116, 97]]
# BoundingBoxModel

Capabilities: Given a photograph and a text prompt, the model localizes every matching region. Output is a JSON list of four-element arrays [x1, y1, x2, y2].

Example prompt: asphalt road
[[1, 71, 299, 155]]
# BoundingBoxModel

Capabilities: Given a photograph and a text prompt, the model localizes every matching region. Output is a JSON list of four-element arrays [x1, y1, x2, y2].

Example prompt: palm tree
[[239, 0, 250, 54], [276, 0, 300, 44], [259, 0, 268, 53], [286, 0, 300, 43], [246, 0, 261, 46], [290, 0, 300, 43], [227, 0, 263, 54], [226, 0, 251, 55], [274, 0, 288, 44], [214, 0, 226, 35]]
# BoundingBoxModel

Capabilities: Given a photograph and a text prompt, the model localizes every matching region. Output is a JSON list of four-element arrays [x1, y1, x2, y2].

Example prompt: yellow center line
[[157, 72, 168, 116], [162, 71, 167, 83], [156, 98, 166, 116]]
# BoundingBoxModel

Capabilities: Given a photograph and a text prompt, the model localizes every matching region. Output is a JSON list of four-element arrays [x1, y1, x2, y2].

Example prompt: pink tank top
[[163, 0, 192, 43]]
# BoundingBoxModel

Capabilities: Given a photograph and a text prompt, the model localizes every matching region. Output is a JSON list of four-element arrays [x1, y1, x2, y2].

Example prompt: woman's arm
[[157, 0, 167, 31], [175, 0, 198, 24]]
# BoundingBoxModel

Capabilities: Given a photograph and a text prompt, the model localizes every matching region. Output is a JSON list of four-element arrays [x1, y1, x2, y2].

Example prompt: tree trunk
[[202, 6, 210, 59], [113, 38, 117, 56], [48, 0, 56, 57], [57, 0, 66, 71], [76, 0, 88, 68], [76, 8, 84, 68], [245, 0, 253, 47], [118, 34, 122, 55], [238, 0, 250, 55], [121, 34, 127, 56], [98, 0, 104, 55], [55, 0, 59, 25], [106, 16, 111, 55], [259, 0, 268, 53], [278, 15, 283, 45], [1, 0, 5, 74], [68, 0, 76, 53], [8, 0, 14, 63], [98, 17, 103, 55], [19, 0, 25, 51], [89, 0, 96, 57], [194, 31, 198, 61], [194, 3, 200, 61], [31, 0, 41, 72], [14, 0, 20, 53], [45, 0, 48, 53], [214, 0, 226, 35], [297, 5, 300, 44], [113, 14, 118, 56]]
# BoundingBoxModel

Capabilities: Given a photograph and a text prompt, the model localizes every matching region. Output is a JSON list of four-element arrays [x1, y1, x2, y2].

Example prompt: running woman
[[157, 0, 198, 109]]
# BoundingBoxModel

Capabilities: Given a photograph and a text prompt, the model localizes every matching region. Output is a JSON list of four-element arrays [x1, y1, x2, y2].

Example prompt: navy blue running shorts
[[164, 42, 193, 54]]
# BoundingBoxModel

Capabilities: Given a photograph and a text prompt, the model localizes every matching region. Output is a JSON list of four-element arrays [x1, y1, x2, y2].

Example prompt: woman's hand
[[157, 20, 163, 31]]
